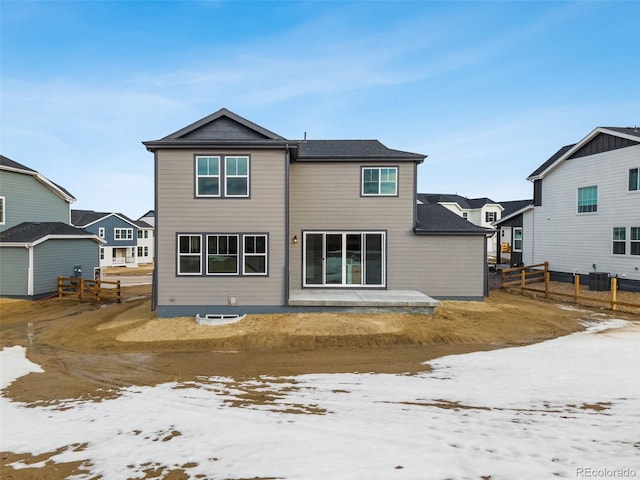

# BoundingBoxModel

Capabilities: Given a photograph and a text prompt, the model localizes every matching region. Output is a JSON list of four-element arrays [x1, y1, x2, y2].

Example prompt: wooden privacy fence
[[500, 262, 640, 312], [58, 276, 121, 303]]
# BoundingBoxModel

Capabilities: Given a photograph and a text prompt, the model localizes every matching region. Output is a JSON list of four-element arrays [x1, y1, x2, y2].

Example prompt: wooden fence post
[[78, 278, 84, 300], [521, 269, 526, 294], [58, 276, 62, 298], [611, 277, 617, 311], [574, 275, 581, 306], [545, 271, 550, 298], [116, 280, 121, 303]]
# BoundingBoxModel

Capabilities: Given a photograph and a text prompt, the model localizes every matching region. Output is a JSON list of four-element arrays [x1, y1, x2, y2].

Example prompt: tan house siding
[[289, 161, 418, 291], [156, 149, 287, 307]]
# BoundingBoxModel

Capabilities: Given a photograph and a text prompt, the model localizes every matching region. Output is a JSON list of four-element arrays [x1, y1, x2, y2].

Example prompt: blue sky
[[1, 0, 638, 219]]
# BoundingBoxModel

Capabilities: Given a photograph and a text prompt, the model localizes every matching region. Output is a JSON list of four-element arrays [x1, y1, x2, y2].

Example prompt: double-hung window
[[362, 167, 398, 196], [196, 156, 221, 197], [631, 227, 640, 256], [613, 227, 626, 255], [629, 168, 640, 191], [98, 227, 105, 238], [513, 227, 523, 252], [225, 156, 249, 197], [178, 235, 202, 274], [196, 155, 250, 197], [577, 186, 598, 213], [0, 196, 5, 225], [485, 211, 497, 223], [244, 235, 267, 275]]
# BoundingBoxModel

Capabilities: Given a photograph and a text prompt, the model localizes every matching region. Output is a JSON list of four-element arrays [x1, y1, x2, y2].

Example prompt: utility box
[[589, 272, 610, 291]]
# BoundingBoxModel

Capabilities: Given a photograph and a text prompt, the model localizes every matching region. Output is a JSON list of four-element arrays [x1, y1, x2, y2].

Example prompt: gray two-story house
[[143, 109, 491, 317], [0, 156, 103, 298]]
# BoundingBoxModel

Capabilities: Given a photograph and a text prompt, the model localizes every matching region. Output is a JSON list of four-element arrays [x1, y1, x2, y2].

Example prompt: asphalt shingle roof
[[417, 193, 498, 209], [295, 140, 425, 161], [0, 222, 97, 243], [414, 204, 493, 235]]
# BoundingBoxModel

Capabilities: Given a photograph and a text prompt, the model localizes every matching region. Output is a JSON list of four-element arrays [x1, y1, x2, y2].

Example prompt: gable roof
[[528, 127, 640, 180], [71, 209, 140, 229], [494, 199, 534, 225], [143, 108, 288, 149], [417, 193, 500, 209], [143, 108, 426, 161], [414, 204, 494, 235], [0, 155, 76, 203], [0, 222, 104, 246]]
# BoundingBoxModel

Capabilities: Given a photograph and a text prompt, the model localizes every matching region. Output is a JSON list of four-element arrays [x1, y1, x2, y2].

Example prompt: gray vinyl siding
[[33, 239, 100, 295], [156, 149, 287, 308], [0, 170, 70, 231], [530, 144, 640, 280], [0, 247, 28, 296]]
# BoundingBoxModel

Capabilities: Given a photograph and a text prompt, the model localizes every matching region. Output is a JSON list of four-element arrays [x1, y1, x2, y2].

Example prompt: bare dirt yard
[[2, 270, 640, 479]]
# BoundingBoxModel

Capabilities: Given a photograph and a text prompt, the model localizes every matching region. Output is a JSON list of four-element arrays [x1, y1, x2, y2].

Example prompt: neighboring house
[[524, 126, 640, 290], [138, 210, 155, 228], [494, 199, 533, 267], [143, 108, 492, 317], [71, 210, 154, 267], [0, 156, 103, 298], [417, 194, 503, 260], [135, 219, 154, 265]]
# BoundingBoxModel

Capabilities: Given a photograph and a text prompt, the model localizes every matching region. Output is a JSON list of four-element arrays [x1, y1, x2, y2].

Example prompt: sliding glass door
[[303, 231, 385, 287]]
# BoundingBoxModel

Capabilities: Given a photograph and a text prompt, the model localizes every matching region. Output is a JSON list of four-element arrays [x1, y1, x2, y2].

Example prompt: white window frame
[[100, 248, 104, 260], [99, 227, 105, 238], [513, 227, 523, 252], [114, 228, 133, 240], [362, 167, 398, 196], [196, 156, 221, 197], [206, 234, 240, 275], [577, 186, 598, 214], [631, 227, 640, 256], [243, 234, 268, 275], [612, 227, 626, 255], [0, 196, 5, 225], [177, 234, 202, 275], [225, 156, 250, 198]]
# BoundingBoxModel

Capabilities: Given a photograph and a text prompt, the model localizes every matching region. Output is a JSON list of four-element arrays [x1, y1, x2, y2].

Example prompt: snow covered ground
[[2, 319, 639, 480]]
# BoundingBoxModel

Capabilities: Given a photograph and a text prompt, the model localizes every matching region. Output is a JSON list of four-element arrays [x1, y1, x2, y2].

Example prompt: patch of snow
[[2, 320, 639, 479]]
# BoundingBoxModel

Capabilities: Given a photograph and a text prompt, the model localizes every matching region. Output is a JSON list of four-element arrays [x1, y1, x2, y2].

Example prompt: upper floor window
[[613, 227, 626, 255], [114, 228, 133, 240], [362, 167, 398, 196], [485, 211, 497, 223], [225, 156, 249, 197], [462, 212, 468, 219], [196, 156, 220, 197], [577, 186, 598, 213], [137, 230, 149, 239], [196, 155, 250, 198], [98, 227, 105, 238], [629, 168, 639, 191], [0, 196, 5, 224]]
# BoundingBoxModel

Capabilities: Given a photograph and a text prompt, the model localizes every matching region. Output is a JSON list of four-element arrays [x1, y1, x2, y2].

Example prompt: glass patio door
[[303, 232, 384, 287]]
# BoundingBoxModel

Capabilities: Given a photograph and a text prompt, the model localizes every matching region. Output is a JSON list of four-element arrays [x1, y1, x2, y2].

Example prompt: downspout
[[27, 245, 34, 296], [151, 148, 158, 311], [483, 235, 489, 297], [284, 144, 291, 306]]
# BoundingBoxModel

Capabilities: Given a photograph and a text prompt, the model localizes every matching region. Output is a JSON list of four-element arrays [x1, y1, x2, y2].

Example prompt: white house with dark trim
[[523, 126, 640, 290], [143, 108, 493, 317]]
